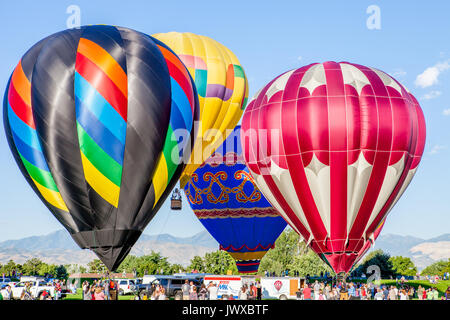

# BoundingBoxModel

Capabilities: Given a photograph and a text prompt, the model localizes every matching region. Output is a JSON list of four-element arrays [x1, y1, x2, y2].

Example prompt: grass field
[[63, 291, 136, 300]]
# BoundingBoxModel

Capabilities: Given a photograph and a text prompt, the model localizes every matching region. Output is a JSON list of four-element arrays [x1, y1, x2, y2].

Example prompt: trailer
[[260, 277, 305, 300], [203, 275, 243, 299]]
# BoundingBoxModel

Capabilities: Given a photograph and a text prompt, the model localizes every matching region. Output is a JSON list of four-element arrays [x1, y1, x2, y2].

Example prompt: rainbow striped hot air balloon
[[3, 25, 199, 270], [153, 32, 249, 188]]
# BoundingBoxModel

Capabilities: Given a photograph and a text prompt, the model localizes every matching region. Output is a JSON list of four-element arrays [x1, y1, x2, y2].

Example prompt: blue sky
[[0, 0, 449, 241]]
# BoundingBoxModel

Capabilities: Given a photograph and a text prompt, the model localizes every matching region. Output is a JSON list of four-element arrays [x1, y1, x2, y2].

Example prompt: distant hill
[[369, 233, 450, 270], [0, 230, 219, 267], [0, 231, 448, 270]]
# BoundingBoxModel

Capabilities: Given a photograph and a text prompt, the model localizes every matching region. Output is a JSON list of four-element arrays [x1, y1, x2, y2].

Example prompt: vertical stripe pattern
[[152, 32, 249, 188], [3, 26, 199, 271], [7, 61, 68, 211], [75, 31, 128, 208], [241, 61, 426, 274]]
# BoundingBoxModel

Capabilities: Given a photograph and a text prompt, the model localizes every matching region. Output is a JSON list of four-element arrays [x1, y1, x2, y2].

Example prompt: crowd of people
[[1, 276, 449, 301], [294, 280, 448, 300], [81, 279, 119, 300]]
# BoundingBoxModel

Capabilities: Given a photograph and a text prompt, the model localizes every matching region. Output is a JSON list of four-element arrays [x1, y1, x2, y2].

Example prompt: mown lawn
[[62, 291, 136, 300]]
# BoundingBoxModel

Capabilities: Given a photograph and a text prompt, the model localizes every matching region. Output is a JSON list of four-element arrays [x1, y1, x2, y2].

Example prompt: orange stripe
[[156, 45, 191, 81], [11, 61, 31, 107], [77, 38, 127, 98]]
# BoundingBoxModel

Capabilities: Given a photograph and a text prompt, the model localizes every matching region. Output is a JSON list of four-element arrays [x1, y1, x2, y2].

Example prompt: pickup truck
[[11, 280, 56, 300], [134, 275, 203, 300]]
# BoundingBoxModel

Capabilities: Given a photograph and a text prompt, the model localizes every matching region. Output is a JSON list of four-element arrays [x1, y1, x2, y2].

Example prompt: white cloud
[[415, 60, 450, 88], [391, 69, 406, 78], [428, 144, 447, 155], [421, 90, 442, 100], [297, 56, 303, 61], [443, 109, 450, 116]]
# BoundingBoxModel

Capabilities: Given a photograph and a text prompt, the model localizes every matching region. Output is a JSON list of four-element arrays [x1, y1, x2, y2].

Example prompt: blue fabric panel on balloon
[[199, 216, 287, 252], [185, 125, 287, 266]]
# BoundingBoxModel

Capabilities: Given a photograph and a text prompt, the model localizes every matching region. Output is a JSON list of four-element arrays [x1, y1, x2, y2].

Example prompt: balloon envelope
[[184, 126, 287, 273], [153, 32, 249, 188], [241, 61, 426, 274], [3, 25, 199, 271]]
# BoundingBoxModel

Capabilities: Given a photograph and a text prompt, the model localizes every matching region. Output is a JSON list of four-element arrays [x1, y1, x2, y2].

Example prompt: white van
[[203, 275, 243, 299], [116, 278, 136, 295]]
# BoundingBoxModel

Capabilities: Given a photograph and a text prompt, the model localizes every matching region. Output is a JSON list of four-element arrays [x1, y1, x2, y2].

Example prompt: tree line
[[1, 230, 449, 279]]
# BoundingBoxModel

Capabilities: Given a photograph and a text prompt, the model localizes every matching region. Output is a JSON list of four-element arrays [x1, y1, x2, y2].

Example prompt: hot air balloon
[[153, 32, 249, 188], [184, 126, 287, 273], [241, 61, 426, 276], [3, 25, 199, 271]]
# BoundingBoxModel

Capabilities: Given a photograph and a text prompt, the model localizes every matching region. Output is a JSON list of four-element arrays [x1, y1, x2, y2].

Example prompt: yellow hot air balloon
[[153, 32, 249, 187]]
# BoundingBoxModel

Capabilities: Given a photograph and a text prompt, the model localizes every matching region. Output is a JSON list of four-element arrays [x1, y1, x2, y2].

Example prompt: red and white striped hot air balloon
[[241, 61, 426, 275]]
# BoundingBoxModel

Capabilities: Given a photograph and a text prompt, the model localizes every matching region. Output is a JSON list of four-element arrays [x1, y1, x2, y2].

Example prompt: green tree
[[168, 264, 185, 274], [55, 265, 68, 279], [360, 249, 395, 279], [288, 249, 333, 277], [0, 260, 19, 276], [131, 252, 171, 276], [421, 259, 450, 277], [87, 259, 108, 274], [188, 255, 206, 273], [38, 263, 57, 277], [204, 251, 238, 275], [389, 256, 417, 276], [22, 258, 43, 275], [259, 229, 301, 275], [117, 255, 140, 274]]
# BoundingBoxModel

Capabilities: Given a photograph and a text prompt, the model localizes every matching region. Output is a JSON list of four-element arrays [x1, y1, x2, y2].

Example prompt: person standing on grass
[[158, 287, 167, 300], [189, 286, 199, 300], [418, 285, 424, 300], [207, 282, 218, 300], [432, 287, 439, 300], [83, 282, 91, 300], [347, 282, 356, 299], [374, 288, 383, 300], [94, 286, 105, 300], [388, 286, 397, 300], [302, 284, 312, 300], [313, 280, 320, 298], [399, 289, 408, 300], [317, 289, 326, 300], [198, 284, 208, 300], [445, 286, 450, 300], [238, 286, 248, 300], [182, 280, 190, 300]]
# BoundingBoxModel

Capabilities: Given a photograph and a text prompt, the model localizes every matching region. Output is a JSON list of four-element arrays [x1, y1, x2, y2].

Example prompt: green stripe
[[233, 65, 245, 79], [241, 97, 248, 110], [19, 153, 59, 191], [164, 125, 178, 182], [77, 122, 122, 187]]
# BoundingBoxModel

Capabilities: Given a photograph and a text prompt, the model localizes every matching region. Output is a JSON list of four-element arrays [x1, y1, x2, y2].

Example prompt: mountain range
[[0, 230, 448, 270], [0, 230, 219, 267]]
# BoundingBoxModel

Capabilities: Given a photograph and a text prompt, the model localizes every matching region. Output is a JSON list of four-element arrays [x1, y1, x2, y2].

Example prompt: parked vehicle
[[203, 275, 244, 299], [116, 278, 136, 295], [0, 277, 15, 288], [153, 276, 202, 300], [260, 277, 304, 300], [134, 274, 203, 300], [10, 280, 56, 300]]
